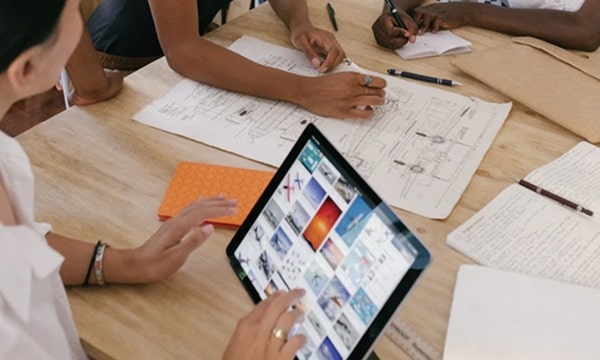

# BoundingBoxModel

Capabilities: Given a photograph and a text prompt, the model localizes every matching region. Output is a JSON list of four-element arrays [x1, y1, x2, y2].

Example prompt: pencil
[[511, 176, 594, 216]]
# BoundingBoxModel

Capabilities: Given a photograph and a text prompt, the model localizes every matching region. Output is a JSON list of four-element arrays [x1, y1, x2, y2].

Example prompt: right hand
[[70, 68, 124, 106], [223, 289, 307, 360], [295, 72, 386, 119], [372, 11, 419, 50]]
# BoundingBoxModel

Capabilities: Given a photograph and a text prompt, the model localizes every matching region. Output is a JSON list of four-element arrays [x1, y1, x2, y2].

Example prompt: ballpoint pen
[[511, 176, 594, 216], [387, 69, 462, 86], [326, 3, 338, 32], [383, 0, 406, 29]]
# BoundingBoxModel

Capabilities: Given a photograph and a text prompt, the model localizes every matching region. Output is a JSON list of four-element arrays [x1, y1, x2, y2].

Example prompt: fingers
[[267, 307, 305, 355], [290, 24, 346, 73], [178, 196, 237, 223], [261, 290, 307, 359], [280, 333, 307, 360], [318, 44, 345, 73], [373, 15, 411, 50], [250, 289, 305, 324], [178, 223, 214, 252], [224, 289, 306, 360], [356, 74, 386, 89], [296, 72, 386, 119], [296, 37, 323, 70], [341, 73, 387, 119]]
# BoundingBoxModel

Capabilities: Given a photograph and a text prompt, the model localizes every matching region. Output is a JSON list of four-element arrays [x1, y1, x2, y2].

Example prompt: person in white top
[[0, 0, 306, 359], [372, 0, 600, 51]]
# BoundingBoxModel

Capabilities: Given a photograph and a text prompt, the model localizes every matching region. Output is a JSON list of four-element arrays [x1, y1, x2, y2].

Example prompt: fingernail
[[311, 57, 321, 67], [201, 224, 214, 236]]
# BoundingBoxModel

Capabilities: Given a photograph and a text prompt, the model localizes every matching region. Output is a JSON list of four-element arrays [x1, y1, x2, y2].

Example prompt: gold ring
[[272, 327, 287, 342]]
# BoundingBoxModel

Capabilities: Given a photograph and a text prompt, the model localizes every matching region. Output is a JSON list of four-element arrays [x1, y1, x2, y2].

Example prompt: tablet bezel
[[226, 123, 431, 359]]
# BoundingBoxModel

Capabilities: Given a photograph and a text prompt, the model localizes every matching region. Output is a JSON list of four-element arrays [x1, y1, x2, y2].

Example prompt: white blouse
[[439, 0, 585, 12], [0, 131, 87, 359]]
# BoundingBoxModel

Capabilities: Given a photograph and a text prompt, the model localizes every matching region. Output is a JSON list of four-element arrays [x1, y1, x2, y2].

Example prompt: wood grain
[[17, 1, 582, 359]]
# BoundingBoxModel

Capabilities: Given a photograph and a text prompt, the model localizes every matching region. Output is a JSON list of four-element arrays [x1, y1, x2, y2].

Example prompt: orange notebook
[[158, 162, 274, 227]]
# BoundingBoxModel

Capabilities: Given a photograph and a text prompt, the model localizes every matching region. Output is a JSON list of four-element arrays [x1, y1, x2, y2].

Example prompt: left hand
[[412, 3, 473, 34], [290, 24, 346, 73], [114, 195, 237, 283]]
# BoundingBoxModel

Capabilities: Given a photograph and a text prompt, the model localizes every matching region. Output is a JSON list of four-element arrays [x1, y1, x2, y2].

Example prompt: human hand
[[120, 195, 237, 283], [290, 24, 345, 73], [295, 72, 386, 119], [223, 289, 307, 360], [372, 11, 419, 50], [69, 68, 125, 106], [412, 4, 473, 34]]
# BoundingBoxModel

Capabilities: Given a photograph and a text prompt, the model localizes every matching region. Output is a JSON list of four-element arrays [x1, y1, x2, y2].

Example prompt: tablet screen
[[227, 124, 430, 360]]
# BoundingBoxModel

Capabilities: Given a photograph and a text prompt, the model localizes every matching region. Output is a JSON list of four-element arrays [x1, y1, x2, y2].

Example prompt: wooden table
[[18, 0, 583, 359]]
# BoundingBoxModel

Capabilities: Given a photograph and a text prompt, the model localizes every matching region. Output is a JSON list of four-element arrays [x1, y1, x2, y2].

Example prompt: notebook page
[[444, 265, 600, 360], [525, 141, 600, 224], [447, 184, 600, 289], [395, 31, 471, 60]]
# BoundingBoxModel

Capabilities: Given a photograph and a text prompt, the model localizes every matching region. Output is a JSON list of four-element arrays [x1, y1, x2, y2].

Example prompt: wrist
[[71, 78, 110, 102], [102, 247, 141, 284], [288, 75, 309, 108]]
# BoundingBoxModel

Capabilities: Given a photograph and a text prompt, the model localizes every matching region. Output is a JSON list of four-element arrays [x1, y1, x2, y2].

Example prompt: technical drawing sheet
[[133, 36, 511, 219]]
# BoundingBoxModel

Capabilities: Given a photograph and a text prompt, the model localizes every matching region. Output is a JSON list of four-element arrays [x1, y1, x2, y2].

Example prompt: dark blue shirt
[[88, 0, 231, 57]]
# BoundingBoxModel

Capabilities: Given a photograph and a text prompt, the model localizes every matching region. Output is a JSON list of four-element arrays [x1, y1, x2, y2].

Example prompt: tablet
[[226, 124, 431, 360]]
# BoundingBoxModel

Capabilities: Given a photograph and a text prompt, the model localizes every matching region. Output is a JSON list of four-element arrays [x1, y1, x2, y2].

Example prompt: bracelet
[[94, 243, 109, 286], [83, 241, 101, 286]]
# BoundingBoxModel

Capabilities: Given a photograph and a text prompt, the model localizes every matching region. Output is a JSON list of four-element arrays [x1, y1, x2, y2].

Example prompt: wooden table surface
[[18, 0, 583, 359]]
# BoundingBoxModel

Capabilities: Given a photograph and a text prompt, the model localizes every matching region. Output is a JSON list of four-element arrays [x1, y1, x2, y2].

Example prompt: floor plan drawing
[[134, 36, 511, 218]]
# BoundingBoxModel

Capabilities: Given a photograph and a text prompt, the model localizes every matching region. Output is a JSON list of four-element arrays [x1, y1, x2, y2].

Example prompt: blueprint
[[133, 36, 511, 219]]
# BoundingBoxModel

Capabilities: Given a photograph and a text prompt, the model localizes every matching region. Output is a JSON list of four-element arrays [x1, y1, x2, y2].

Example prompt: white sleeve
[[508, 0, 584, 11]]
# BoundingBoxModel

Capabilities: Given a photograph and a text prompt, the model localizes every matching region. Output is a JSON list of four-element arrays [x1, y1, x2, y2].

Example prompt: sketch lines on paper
[[134, 36, 510, 218]]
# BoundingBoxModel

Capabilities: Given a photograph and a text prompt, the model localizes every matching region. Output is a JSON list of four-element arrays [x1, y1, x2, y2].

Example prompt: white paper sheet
[[447, 142, 600, 288], [444, 265, 600, 360], [133, 36, 511, 219]]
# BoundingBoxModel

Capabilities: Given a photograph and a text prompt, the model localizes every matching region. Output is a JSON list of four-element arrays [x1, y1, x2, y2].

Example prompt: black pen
[[384, 0, 407, 29], [326, 3, 338, 32], [387, 69, 462, 86]]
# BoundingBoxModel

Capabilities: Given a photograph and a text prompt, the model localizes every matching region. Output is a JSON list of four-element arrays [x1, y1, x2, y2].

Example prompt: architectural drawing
[[134, 36, 511, 218]]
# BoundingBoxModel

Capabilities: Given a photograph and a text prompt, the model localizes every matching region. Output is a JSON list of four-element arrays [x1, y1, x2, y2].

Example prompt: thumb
[[295, 37, 322, 69]]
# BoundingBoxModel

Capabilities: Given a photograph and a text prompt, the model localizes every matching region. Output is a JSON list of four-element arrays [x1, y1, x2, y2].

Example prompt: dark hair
[[0, 0, 67, 72]]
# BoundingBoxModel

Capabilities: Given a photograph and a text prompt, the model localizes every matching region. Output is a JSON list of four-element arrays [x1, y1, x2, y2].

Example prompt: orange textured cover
[[158, 162, 274, 227]]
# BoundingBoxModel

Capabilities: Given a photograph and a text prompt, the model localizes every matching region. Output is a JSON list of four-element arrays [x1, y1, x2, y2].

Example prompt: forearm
[[393, 0, 426, 12], [65, 28, 110, 99], [268, 0, 311, 30], [164, 39, 304, 105], [464, 5, 599, 51], [46, 232, 138, 286]]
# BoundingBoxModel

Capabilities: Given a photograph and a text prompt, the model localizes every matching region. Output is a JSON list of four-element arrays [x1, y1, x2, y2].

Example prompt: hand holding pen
[[372, 0, 418, 49]]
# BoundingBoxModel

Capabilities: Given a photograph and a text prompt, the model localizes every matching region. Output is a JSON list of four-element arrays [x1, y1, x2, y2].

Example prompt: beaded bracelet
[[83, 241, 101, 286], [94, 243, 109, 286]]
